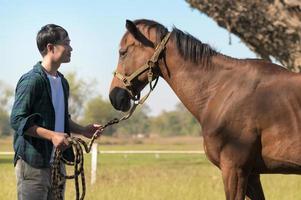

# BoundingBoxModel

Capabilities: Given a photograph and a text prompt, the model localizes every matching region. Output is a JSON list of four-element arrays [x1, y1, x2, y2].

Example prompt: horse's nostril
[[109, 87, 131, 112]]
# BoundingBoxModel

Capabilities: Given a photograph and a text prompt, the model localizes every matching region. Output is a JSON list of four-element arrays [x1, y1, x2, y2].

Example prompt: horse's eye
[[119, 49, 127, 58]]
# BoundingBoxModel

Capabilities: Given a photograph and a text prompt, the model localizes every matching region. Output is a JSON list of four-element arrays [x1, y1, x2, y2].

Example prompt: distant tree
[[186, 0, 301, 71], [81, 95, 119, 135], [0, 80, 13, 111], [174, 103, 201, 135], [0, 81, 13, 136], [151, 103, 201, 136], [65, 72, 95, 121], [0, 108, 11, 136], [116, 105, 151, 136], [151, 110, 182, 136]]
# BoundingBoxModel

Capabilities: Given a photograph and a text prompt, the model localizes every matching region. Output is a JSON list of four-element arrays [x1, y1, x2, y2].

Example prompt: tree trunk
[[186, 0, 301, 72]]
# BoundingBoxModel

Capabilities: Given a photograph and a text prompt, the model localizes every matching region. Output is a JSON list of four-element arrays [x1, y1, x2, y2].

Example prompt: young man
[[10, 24, 102, 200]]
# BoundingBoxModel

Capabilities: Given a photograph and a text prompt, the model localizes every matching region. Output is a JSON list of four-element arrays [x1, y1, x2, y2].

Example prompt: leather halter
[[113, 32, 171, 101]]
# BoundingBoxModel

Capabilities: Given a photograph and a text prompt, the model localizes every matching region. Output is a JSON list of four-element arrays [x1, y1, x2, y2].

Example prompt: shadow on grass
[[0, 157, 13, 164]]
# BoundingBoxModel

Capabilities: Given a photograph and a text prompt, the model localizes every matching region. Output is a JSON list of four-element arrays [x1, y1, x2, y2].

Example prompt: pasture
[[0, 136, 300, 199]]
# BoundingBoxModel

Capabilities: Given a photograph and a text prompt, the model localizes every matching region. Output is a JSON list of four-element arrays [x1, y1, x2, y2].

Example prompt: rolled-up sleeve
[[10, 74, 43, 136]]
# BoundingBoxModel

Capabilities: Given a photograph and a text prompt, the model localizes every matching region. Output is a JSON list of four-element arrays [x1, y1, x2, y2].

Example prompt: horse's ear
[[126, 20, 139, 38], [125, 19, 155, 48]]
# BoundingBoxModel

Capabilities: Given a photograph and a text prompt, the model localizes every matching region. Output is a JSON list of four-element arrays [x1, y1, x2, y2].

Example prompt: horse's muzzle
[[109, 87, 131, 112]]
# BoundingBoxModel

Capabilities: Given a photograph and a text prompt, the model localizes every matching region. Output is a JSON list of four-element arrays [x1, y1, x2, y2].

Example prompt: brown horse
[[109, 19, 301, 200]]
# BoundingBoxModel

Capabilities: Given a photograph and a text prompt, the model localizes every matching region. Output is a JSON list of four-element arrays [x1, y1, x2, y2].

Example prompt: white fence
[[90, 144, 205, 185], [0, 145, 204, 185], [0, 152, 14, 155]]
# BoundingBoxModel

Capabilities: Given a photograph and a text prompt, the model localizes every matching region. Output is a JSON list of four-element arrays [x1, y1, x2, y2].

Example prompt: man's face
[[52, 36, 73, 63]]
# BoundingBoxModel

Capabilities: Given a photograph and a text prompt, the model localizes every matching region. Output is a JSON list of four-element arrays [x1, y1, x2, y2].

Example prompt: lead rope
[[51, 118, 121, 200], [51, 77, 157, 200]]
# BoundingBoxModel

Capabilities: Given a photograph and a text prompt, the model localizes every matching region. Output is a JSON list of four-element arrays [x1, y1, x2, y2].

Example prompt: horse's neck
[[159, 52, 237, 123]]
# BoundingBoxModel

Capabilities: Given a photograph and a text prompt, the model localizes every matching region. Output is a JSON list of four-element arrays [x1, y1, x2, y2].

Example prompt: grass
[[0, 136, 300, 199]]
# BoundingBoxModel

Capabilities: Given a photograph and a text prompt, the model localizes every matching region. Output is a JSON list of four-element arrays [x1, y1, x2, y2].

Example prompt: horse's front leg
[[221, 164, 249, 200], [245, 174, 265, 200], [219, 140, 257, 200]]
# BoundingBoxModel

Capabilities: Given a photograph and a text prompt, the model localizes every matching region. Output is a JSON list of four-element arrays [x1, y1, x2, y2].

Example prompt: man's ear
[[46, 43, 54, 53], [125, 19, 154, 48]]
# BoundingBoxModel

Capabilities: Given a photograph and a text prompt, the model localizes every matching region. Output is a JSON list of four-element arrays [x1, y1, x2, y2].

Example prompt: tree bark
[[186, 0, 301, 72]]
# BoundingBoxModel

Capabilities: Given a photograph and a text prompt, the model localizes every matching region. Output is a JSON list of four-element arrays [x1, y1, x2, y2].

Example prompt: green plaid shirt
[[10, 62, 74, 168]]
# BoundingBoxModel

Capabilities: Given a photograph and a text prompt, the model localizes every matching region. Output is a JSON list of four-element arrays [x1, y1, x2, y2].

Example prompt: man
[[10, 24, 102, 200]]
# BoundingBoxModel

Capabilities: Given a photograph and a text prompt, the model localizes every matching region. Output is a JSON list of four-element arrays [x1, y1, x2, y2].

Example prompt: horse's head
[[109, 19, 169, 112]]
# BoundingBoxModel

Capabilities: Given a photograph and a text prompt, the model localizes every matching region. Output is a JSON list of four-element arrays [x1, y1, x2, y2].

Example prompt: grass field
[[0, 136, 300, 199]]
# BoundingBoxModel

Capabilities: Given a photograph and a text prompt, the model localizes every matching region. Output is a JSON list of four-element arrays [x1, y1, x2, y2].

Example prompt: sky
[[0, 0, 256, 116]]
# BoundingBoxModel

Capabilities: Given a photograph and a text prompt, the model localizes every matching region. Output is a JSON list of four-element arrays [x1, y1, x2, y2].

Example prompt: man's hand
[[51, 132, 70, 151], [82, 124, 103, 139]]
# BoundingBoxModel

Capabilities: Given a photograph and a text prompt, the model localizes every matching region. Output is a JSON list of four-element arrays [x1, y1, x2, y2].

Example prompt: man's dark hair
[[36, 24, 69, 56]]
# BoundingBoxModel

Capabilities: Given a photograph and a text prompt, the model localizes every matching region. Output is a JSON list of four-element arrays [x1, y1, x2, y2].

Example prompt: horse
[[109, 19, 301, 200]]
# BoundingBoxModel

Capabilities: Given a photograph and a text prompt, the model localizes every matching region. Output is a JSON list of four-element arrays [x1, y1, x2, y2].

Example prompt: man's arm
[[69, 118, 103, 138], [26, 125, 70, 150]]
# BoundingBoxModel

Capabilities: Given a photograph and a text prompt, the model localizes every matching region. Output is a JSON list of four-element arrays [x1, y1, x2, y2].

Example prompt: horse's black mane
[[133, 19, 168, 45], [133, 19, 218, 65], [172, 27, 218, 64]]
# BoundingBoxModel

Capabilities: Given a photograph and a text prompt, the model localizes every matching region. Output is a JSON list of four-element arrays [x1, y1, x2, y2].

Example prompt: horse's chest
[[203, 136, 222, 167]]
